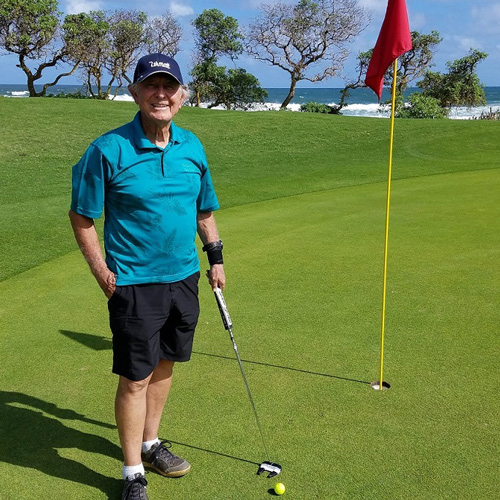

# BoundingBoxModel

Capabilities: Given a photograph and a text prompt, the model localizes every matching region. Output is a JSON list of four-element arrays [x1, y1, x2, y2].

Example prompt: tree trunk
[[18, 53, 79, 97], [26, 74, 39, 97], [281, 78, 297, 110], [87, 73, 96, 98], [18, 54, 41, 97], [338, 83, 359, 109]]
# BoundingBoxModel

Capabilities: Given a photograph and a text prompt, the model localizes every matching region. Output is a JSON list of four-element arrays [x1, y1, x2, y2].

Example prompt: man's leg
[[118, 398, 150, 500], [140, 359, 191, 477], [143, 359, 174, 441], [115, 373, 153, 466]]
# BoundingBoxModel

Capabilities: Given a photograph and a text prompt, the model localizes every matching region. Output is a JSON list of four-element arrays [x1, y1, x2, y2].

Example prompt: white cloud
[[471, 3, 500, 34], [450, 35, 483, 52], [169, 1, 194, 17], [64, 0, 102, 14], [438, 35, 484, 65], [246, 0, 289, 8], [358, 0, 387, 17], [410, 12, 426, 31]]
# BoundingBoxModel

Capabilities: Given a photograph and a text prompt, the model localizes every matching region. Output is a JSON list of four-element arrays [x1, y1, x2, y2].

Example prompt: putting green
[[1, 169, 498, 499]]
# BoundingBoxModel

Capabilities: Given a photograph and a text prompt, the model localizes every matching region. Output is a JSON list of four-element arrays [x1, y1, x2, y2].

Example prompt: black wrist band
[[207, 250, 223, 265], [202, 240, 223, 252], [203, 240, 223, 266]]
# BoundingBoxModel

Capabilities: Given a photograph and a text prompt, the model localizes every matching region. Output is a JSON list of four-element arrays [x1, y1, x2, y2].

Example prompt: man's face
[[130, 74, 185, 126]]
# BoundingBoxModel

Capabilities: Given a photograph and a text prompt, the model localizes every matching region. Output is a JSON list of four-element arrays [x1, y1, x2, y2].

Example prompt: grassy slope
[[0, 97, 498, 280], [0, 98, 499, 499]]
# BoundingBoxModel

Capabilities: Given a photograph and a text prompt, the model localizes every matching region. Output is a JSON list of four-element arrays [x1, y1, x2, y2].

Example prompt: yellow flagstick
[[375, 58, 398, 391]]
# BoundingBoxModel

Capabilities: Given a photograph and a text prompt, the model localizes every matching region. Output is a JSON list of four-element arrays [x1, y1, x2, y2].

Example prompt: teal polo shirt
[[71, 112, 220, 285]]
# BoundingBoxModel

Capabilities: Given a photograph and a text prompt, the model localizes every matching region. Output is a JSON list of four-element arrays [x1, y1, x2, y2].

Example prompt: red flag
[[365, 0, 412, 99]]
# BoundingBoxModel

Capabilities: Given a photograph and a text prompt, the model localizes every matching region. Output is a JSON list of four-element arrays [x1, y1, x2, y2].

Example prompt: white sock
[[142, 438, 160, 453], [122, 463, 145, 481]]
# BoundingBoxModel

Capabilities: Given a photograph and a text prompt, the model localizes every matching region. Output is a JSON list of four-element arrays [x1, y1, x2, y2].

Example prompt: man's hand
[[206, 264, 225, 291], [98, 270, 117, 299]]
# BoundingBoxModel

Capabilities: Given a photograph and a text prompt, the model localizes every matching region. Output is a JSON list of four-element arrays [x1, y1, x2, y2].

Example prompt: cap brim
[[136, 70, 183, 85]]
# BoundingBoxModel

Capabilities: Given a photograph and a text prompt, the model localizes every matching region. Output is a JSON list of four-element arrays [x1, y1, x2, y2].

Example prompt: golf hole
[[370, 381, 391, 391]]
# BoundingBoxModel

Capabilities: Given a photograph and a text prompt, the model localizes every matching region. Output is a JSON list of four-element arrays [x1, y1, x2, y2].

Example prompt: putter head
[[257, 461, 282, 478]]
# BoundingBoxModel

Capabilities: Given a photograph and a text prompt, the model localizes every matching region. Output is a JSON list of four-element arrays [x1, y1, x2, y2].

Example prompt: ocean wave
[[2, 85, 499, 119], [448, 105, 500, 119], [111, 94, 134, 102], [228, 101, 388, 117], [109, 99, 500, 119], [340, 103, 388, 118]]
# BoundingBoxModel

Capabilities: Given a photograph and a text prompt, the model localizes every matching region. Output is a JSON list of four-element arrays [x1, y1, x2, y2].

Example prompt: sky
[[1, 0, 499, 88]]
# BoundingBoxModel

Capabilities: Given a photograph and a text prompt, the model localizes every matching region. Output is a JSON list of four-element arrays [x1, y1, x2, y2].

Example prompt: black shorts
[[108, 272, 200, 381]]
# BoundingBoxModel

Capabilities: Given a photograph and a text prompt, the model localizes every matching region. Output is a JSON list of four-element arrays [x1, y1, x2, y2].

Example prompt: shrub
[[300, 101, 341, 114], [475, 108, 500, 120], [46, 90, 92, 99], [398, 93, 448, 119]]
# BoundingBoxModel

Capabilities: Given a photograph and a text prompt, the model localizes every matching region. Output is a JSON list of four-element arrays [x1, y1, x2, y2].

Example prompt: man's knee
[[117, 374, 152, 395]]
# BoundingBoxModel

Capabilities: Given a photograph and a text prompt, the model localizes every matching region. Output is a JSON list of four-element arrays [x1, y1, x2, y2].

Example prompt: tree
[[190, 9, 265, 110], [336, 31, 486, 118], [67, 9, 148, 99], [245, 0, 367, 109], [145, 14, 182, 56], [338, 49, 371, 110], [189, 60, 227, 107], [189, 65, 267, 111], [107, 10, 148, 88], [396, 31, 442, 94], [0, 0, 83, 96], [64, 11, 110, 98], [209, 68, 268, 110], [397, 93, 447, 119], [338, 31, 442, 111], [192, 8, 243, 63], [418, 49, 488, 109], [191, 9, 244, 107]]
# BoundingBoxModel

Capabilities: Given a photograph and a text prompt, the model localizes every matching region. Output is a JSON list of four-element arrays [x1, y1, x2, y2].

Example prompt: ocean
[[1, 83, 499, 120]]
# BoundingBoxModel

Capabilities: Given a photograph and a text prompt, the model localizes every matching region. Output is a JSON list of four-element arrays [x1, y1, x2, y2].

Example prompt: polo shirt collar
[[131, 111, 183, 149]]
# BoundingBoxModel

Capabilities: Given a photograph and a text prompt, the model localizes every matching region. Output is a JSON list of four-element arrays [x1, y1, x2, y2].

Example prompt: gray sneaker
[[142, 440, 191, 477], [122, 473, 148, 500]]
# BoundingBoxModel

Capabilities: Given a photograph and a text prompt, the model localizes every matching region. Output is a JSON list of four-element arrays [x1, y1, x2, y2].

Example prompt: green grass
[[1, 97, 498, 280], [0, 97, 499, 499]]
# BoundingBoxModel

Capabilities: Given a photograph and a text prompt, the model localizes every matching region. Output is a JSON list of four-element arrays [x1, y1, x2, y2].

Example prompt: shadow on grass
[[58, 332, 369, 385], [168, 439, 260, 468], [0, 391, 121, 499], [192, 351, 371, 386], [60, 330, 113, 351]]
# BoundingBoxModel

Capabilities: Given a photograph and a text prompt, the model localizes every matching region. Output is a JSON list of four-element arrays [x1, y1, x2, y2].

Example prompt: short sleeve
[[197, 147, 220, 213], [71, 143, 107, 219]]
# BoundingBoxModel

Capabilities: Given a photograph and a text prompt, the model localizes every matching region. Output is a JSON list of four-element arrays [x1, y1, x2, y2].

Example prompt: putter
[[214, 287, 282, 478]]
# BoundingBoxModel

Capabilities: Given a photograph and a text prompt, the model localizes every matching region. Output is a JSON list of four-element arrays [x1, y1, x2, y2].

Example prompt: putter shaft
[[214, 288, 271, 462]]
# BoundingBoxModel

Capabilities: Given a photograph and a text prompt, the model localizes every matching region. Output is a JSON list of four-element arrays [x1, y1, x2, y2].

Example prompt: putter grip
[[214, 288, 232, 330]]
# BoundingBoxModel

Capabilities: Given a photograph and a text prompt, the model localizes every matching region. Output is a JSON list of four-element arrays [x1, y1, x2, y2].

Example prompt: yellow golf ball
[[274, 482, 286, 495]]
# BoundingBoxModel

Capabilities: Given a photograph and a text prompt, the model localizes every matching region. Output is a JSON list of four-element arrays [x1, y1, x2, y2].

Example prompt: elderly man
[[69, 53, 225, 500]]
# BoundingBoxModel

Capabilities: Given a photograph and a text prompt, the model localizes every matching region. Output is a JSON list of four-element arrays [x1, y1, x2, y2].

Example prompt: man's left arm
[[197, 211, 226, 291]]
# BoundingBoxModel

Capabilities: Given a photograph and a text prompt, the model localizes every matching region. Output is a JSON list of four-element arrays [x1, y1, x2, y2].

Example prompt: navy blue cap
[[133, 53, 184, 85]]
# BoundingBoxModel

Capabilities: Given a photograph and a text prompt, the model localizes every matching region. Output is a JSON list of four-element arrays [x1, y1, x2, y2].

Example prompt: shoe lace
[[126, 474, 147, 500], [151, 440, 175, 463]]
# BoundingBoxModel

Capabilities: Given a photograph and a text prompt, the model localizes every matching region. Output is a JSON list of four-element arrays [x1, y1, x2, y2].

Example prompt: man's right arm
[[68, 209, 116, 298]]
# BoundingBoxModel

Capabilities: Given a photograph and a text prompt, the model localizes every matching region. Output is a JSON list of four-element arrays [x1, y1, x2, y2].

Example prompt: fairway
[[1, 171, 499, 499]]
